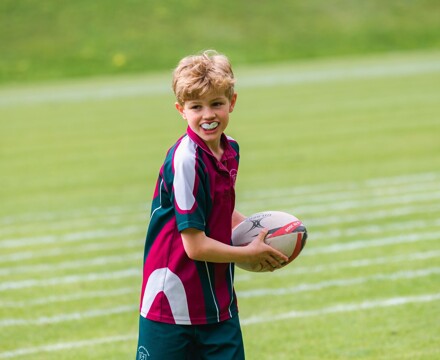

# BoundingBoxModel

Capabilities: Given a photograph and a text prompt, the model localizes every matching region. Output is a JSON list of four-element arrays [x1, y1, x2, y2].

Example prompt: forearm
[[232, 209, 246, 229], [181, 228, 252, 263], [180, 228, 288, 270]]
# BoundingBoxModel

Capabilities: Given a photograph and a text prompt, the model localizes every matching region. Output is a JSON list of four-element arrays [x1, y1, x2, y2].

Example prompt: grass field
[[2, 0, 440, 84], [1, 50, 440, 359]]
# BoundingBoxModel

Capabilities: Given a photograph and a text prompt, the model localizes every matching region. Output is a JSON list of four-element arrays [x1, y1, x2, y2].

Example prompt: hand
[[246, 228, 289, 272]]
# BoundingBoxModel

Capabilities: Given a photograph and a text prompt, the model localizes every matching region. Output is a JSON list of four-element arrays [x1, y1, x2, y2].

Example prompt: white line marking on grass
[[0, 287, 138, 308], [2, 202, 438, 265], [0, 171, 438, 228], [0, 293, 439, 358], [304, 203, 440, 228], [2, 217, 438, 277], [0, 202, 436, 264], [241, 175, 440, 204], [240, 293, 440, 326], [2, 199, 436, 245], [0, 334, 136, 359], [241, 189, 440, 217], [240, 172, 440, 199], [0, 203, 146, 227], [0, 305, 137, 327], [2, 204, 437, 267], [311, 218, 440, 242], [238, 60, 440, 88], [2, 249, 438, 307], [2, 187, 439, 252], [0, 268, 140, 292], [0, 81, 170, 106], [0, 171, 437, 266], [0, 225, 142, 249], [364, 172, 440, 187], [2, 175, 437, 237], [0, 253, 141, 276], [0, 213, 143, 237], [304, 231, 440, 256], [1, 55, 439, 107], [235, 249, 440, 282], [237, 267, 440, 298], [2, 230, 440, 291], [375, 349, 440, 360], [2, 267, 438, 327], [0, 238, 143, 264]]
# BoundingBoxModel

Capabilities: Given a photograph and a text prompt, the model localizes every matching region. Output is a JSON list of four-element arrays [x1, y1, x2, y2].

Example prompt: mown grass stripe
[[1, 292, 439, 358], [1, 56, 439, 107], [311, 218, 440, 240], [0, 269, 140, 292], [1, 218, 439, 277], [2, 227, 440, 283], [4, 229, 440, 290], [2, 185, 439, 249], [0, 287, 136, 308], [0, 334, 136, 359], [0, 253, 141, 276], [1, 171, 438, 227], [304, 231, 440, 256], [236, 249, 440, 281], [1, 208, 439, 265], [240, 176, 440, 204], [2, 250, 439, 308], [0, 226, 141, 249], [241, 189, 440, 216], [0, 282, 440, 328], [2, 201, 438, 253], [0, 239, 143, 264], [240, 293, 440, 326], [0, 305, 137, 327], [304, 203, 440, 227], [237, 267, 440, 298]]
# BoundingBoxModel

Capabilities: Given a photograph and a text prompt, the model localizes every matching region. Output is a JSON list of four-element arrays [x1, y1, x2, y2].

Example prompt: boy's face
[[175, 90, 237, 151]]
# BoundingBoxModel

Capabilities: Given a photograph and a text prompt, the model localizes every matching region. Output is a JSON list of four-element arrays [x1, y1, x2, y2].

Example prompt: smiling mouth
[[201, 122, 219, 130]]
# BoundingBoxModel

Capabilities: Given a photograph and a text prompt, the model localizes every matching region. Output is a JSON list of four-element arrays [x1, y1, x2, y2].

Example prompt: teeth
[[201, 122, 219, 130]]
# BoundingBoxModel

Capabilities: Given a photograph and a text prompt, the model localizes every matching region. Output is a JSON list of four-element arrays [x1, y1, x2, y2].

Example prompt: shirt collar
[[186, 126, 236, 161]]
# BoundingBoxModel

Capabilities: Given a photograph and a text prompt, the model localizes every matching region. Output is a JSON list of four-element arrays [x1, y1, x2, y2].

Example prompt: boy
[[136, 50, 288, 360]]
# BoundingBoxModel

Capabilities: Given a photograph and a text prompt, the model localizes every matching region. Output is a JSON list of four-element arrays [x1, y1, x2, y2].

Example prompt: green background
[[1, 0, 440, 84], [1, 1, 440, 359]]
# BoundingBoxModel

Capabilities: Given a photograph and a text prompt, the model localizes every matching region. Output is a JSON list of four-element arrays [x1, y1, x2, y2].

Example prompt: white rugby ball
[[232, 211, 308, 272]]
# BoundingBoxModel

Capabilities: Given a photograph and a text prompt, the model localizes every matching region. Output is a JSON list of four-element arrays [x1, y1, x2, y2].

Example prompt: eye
[[190, 104, 201, 110], [212, 101, 224, 107]]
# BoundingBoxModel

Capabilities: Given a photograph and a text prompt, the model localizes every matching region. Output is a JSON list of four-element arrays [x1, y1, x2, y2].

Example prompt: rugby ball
[[232, 211, 307, 272]]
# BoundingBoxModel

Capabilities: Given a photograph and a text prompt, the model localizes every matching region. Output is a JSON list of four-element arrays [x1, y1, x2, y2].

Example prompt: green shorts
[[136, 315, 245, 360]]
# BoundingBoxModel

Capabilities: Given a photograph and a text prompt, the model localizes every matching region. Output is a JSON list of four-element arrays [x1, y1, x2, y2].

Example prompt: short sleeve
[[172, 137, 207, 232]]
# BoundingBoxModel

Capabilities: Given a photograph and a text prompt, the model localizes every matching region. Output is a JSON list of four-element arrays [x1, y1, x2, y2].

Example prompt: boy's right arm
[[180, 228, 288, 271]]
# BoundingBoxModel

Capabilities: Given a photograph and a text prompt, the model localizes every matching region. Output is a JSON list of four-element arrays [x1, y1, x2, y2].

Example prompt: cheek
[[186, 117, 200, 128], [221, 110, 231, 120]]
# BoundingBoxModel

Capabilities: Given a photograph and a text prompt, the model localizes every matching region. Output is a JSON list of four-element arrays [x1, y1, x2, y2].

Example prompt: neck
[[208, 142, 224, 161]]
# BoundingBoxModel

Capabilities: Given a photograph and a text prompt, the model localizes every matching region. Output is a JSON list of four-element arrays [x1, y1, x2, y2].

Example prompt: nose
[[203, 107, 216, 120]]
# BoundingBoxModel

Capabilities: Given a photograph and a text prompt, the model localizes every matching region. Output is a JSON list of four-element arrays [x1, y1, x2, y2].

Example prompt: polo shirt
[[139, 126, 240, 325]]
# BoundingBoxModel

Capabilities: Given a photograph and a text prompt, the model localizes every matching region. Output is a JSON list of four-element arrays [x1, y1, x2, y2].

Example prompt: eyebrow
[[187, 96, 226, 104]]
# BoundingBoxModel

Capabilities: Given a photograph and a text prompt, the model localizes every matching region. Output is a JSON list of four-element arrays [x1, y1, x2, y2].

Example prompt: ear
[[175, 102, 186, 119], [229, 93, 238, 113]]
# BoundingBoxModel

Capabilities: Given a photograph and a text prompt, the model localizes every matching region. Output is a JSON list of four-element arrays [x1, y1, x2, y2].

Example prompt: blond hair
[[172, 50, 235, 105]]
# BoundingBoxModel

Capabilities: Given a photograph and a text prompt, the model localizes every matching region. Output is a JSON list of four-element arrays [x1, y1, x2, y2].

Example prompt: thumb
[[256, 228, 269, 243]]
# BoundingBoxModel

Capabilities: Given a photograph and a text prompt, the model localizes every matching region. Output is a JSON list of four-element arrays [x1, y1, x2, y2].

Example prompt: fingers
[[256, 228, 269, 242], [260, 255, 287, 272], [272, 249, 289, 264], [252, 228, 289, 271], [265, 245, 289, 265]]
